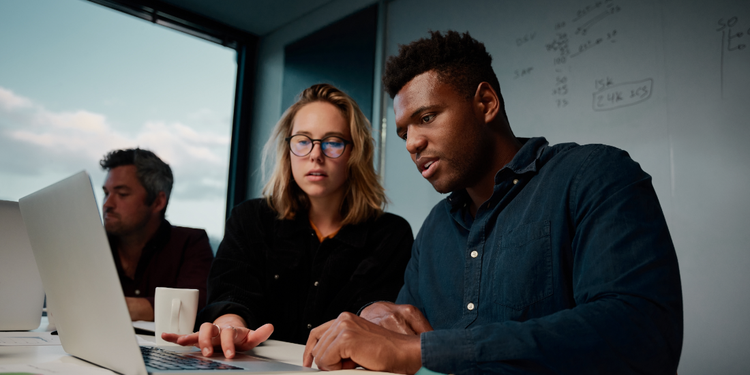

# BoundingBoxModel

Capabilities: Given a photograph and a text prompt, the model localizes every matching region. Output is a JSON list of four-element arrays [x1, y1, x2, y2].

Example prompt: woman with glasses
[[162, 84, 413, 358]]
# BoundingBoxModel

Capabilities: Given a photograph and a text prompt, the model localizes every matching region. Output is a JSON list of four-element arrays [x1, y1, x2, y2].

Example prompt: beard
[[425, 131, 496, 194], [104, 211, 151, 237]]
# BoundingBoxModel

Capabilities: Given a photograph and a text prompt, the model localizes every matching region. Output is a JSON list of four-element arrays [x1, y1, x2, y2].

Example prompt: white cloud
[[0, 86, 231, 202], [0, 87, 33, 111], [38, 110, 109, 133]]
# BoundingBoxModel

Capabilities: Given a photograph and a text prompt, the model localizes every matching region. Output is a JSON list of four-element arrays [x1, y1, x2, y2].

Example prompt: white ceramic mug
[[154, 287, 199, 346]]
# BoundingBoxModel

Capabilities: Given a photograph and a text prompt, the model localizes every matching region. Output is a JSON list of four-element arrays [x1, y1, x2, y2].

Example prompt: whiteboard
[[382, 0, 750, 374]]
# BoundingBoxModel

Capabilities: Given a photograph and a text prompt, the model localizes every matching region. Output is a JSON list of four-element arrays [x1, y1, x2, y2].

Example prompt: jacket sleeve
[[197, 201, 269, 329], [420, 147, 683, 375], [337, 214, 414, 314]]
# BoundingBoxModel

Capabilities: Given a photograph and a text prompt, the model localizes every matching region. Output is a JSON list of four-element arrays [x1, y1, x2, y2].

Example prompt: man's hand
[[160, 314, 273, 358], [303, 312, 422, 374], [360, 302, 433, 335], [125, 297, 154, 321]]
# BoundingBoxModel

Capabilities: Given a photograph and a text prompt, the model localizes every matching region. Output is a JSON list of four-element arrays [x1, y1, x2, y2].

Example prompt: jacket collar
[[275, 209, 369, 248]]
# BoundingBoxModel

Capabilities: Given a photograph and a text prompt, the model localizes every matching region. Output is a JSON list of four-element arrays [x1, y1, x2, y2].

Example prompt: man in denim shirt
[[303, 30, 683, 375]]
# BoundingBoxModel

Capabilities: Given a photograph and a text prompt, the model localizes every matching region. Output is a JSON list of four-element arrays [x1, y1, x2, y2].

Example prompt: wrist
[[397, 333, 423, 374], [357, 301, 379, 316], [214, 314, 247, 328]]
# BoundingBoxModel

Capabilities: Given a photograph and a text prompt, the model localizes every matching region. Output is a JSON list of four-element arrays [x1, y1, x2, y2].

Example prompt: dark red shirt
[[109, 220, 214, 311]]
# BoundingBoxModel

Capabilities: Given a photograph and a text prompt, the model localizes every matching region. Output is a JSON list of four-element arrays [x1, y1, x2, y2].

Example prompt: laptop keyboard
[[141, 346, 243, 371]]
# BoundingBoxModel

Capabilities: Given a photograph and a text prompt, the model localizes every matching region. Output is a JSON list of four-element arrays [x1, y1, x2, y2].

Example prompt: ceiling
[[158, 0, 337, 36]]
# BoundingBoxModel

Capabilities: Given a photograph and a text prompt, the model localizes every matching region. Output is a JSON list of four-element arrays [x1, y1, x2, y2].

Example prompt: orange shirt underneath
[[309, 218, 340, 242]]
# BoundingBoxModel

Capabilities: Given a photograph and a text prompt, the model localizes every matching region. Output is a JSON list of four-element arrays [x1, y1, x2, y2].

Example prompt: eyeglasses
[[285, 134, 352, 159]]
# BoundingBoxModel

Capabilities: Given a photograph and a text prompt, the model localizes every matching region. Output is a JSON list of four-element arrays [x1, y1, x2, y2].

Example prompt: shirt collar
[[446, 137, 549, 211], [108, 218, 171, 252]]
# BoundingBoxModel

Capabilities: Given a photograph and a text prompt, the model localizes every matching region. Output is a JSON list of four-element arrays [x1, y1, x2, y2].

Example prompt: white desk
[[0, 317, 392, 374]]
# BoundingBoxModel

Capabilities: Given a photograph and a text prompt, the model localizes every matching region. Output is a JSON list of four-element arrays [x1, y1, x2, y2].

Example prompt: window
[[0, 0, 237, 250]]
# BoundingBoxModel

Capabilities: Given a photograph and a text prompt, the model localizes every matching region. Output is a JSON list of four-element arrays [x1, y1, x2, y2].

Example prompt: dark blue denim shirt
[[397, 137, 683, 374]]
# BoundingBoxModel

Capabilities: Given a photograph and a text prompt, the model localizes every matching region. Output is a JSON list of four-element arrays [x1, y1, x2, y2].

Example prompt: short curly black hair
[[383, 30, 503, 106]]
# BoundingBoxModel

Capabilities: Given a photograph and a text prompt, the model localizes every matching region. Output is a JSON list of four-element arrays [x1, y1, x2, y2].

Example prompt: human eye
[[323, 137, 345, 149], [420, 113, 435, 123], [295, 137, 311, 146], [396, 127, 407, 141]]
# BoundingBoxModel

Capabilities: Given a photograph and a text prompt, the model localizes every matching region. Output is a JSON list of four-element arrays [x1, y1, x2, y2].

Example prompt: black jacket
[[197, 198, 414, 344]]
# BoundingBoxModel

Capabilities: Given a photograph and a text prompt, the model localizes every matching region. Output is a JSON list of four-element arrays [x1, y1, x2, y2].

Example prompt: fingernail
[[226, 350, 233, 357], [202, 348, 209, 356]]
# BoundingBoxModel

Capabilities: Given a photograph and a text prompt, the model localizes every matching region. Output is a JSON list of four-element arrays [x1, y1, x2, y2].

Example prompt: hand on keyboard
[[161, 314, 274, 359]]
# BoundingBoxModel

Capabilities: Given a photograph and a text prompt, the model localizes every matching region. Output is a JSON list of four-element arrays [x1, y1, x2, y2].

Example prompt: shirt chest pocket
[[492, 220, 553, 310]]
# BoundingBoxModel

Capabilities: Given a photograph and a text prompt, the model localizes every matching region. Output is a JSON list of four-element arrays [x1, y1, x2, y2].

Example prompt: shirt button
[[513, 179, 519, 185], [467, 302, 475, 311], [134, 289, 140, 295], [274, 274, 279, 280], [313, 281, 319, 287], [470, 250, 478, 258], [307, 324, 312, 329]]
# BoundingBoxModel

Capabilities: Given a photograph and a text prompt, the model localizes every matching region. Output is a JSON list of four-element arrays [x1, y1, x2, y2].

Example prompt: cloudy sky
[[0, 0, 237, 244]]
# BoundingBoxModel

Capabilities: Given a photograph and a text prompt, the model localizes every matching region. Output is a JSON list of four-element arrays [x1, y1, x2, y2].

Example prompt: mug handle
[[170, 298, 181, 334]]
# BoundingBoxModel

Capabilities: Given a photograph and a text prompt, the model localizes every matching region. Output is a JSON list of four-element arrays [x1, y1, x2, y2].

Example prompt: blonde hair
[[261, 83, 386, 225]]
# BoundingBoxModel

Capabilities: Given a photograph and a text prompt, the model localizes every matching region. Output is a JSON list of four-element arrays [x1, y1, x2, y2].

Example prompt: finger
[[160, 332, 182, 343], [311, 319, 343, 367], [303, 320, 334, 367], [220, 325, 239, 358], [313, 314, 359, 370], [408, 315, 434, 334], [242, 323, 274, 350], [402, 306, 433, 334], [381, 315, 417, 335], [163, 332, 198, 346], [315, 327, 351, 371], [198, 323, 220, 356], [341, 359, 358, 370]]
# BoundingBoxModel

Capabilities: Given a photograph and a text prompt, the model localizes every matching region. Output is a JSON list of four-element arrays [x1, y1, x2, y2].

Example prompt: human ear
[[473, 82, 500, 124], [151, 191, 168, 214]]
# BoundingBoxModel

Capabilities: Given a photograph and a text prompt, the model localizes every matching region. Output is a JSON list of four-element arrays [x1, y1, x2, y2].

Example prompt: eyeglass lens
[[289, 135, 348, 158]]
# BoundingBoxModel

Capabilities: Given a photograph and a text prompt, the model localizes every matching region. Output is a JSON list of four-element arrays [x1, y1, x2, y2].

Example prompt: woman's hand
[[160, 314, 274, 358]]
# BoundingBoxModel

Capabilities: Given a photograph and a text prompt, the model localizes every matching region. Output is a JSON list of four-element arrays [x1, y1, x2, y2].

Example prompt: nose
[[102, 194, 114, 210], [308, 141, 325, 162], [405, 129, 426, 155]]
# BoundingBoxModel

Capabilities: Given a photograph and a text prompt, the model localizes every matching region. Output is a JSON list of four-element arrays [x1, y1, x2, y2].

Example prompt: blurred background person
[[101, 148, 214, 321]]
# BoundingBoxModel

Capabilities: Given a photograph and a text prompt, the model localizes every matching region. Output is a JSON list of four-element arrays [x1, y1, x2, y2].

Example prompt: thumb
[[245, 323, 274, 347]]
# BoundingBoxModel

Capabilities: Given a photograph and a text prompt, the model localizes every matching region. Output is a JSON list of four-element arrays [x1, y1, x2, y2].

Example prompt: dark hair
[[383, 30, 504, 107], [100, 148, 173, 214]]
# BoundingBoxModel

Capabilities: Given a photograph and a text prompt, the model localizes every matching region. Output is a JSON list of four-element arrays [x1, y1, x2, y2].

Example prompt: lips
[[305, 170, 328, 181], [417, 157, 439, 179]]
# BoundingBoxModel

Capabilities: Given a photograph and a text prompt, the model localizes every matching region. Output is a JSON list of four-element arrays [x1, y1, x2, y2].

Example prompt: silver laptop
[[0, 200, 45, 331], [19, 171, 313, 375]]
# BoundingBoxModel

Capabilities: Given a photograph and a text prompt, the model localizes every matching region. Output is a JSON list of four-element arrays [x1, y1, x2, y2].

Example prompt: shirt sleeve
[[395, 224, 423, 309], [144, 228, 214, 311], [420, 146, 683, 374]]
